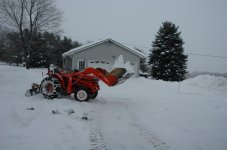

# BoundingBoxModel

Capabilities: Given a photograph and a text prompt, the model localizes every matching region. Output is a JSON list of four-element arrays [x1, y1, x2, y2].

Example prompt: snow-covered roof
[[62, 38, 146, 58]]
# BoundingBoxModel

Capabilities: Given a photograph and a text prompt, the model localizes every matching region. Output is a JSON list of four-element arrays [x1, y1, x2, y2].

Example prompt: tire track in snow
[[89, 98, 109, 150], [130, 118, 170, 150], [115, 99, 170, 150]]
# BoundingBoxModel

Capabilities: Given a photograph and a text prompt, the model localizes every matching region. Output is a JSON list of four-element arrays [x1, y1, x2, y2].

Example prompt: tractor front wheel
[[74, 87, 90, 102]]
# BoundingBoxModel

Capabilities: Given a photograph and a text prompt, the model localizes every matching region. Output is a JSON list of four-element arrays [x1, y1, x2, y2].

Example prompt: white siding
[[66, 41, 141, 76]]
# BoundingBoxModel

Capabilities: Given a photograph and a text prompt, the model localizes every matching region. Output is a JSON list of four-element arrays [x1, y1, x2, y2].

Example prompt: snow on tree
[[148, 21, 188, 81]]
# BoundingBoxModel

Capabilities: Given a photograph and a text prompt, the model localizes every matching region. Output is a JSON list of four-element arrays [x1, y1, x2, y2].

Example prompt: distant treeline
[[0, 30, 81, 68]]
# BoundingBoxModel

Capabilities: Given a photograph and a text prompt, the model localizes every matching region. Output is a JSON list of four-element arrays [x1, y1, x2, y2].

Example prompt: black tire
[[89, 91, 98, 99], [41, 76, 61, 99], [74, 87, 90, 102]]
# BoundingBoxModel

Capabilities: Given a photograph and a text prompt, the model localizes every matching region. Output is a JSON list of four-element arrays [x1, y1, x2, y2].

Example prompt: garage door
[[88, 60, 111, 72]]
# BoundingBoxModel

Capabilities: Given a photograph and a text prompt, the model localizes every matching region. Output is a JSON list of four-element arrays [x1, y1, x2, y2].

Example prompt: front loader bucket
[[107, 68, 134, 86]]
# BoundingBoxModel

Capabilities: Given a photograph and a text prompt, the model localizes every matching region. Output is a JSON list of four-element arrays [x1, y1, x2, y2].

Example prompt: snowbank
[[183, 75, 227, 92], [0, 65, 227, 150]]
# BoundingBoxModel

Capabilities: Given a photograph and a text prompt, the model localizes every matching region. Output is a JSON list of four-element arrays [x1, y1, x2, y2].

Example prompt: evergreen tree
[[148, 21, 188, 81]]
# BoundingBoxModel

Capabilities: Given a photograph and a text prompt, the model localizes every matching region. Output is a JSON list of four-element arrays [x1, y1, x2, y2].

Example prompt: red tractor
[[27, 67, 132, 102]]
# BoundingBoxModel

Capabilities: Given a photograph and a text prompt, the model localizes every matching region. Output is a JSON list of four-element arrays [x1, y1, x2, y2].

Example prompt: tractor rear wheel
[[89, 91, 98, 99], [41, 76, 61, 99], [74, 87, 90, 102]]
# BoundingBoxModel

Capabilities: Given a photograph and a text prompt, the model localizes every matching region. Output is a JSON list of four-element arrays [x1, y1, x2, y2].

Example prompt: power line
[[121, 43, 227, 59], [121, 42, 151, 50], [186, 52, 227, 59], [62, 35, 227, 59]]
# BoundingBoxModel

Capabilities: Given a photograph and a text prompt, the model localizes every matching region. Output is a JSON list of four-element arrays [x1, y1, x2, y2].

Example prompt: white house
[[62, 38, 146, 77]]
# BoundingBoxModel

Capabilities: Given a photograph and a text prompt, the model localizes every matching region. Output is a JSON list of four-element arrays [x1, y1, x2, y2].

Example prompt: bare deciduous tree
[[0, 0, 63, 68], [24, 0, 62, 34]]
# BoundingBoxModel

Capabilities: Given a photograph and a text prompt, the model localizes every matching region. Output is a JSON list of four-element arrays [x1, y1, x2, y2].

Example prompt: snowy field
[[0, 65, 227, 150]]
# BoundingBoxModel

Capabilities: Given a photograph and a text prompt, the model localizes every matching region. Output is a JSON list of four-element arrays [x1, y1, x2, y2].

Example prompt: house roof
[[62, 38, 146, 58]]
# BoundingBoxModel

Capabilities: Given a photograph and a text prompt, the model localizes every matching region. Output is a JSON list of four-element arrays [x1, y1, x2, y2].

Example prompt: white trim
[[62, 38, 146, 58]]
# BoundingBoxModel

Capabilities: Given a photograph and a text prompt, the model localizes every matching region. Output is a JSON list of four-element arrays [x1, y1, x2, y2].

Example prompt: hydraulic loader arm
[[80, 67, 131, 86]]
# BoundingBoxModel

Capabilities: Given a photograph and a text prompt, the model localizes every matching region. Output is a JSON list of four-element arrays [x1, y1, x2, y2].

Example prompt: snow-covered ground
[[0, 65, 227, 150]]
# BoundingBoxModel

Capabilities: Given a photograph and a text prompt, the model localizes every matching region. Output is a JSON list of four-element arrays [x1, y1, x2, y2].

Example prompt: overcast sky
[[56, 0, 227, 73]]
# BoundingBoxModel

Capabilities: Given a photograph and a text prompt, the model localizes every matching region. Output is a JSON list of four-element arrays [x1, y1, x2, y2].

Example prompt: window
[[78, 60, 85, 70]]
